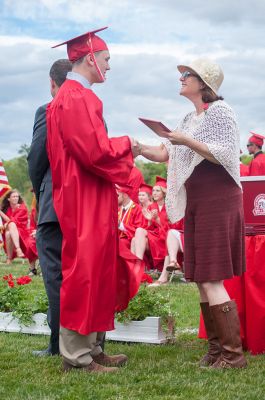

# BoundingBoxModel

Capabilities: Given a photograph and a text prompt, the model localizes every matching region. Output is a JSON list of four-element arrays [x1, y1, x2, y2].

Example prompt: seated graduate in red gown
[[148, 218, 184, 286], [126, 164, 145, 203], [131, 176, 169, 271], [116, 184, 146, 311], [247, 132, 265, 176], [0, 189, 38, 273], [138, 183, 153, 210], [117, 184, 147, 244]]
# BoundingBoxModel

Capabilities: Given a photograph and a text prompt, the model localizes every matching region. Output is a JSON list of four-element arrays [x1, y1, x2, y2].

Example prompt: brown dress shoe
[[62, 360, 118, 373], [93, 352, 128, 367]]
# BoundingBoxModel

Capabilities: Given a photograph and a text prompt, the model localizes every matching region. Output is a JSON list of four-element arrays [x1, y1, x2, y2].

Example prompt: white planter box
[[106, 317, 168, 344], [0, 313, 170, 344], [0, 312, 50, 335]]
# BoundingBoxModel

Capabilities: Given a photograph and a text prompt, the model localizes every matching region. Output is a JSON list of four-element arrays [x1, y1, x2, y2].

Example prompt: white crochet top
[[164, 100, 241, 223]]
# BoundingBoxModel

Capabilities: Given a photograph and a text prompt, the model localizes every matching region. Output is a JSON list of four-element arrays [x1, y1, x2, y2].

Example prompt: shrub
[[0, 274, 48, 326]]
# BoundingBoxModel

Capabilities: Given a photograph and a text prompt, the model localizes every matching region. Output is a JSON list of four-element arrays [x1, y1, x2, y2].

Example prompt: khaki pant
[[60, 326, 105, 366]]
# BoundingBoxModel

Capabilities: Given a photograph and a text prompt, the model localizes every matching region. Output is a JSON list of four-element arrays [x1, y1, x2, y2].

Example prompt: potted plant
[[0, 273, 49, 334], [107, 284, 177, 344]]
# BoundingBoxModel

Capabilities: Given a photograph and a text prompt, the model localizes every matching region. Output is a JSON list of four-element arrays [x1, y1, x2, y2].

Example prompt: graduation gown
[[249, 152, 265, 176], [146, 202, 169, 269], [46, 79, 133, 335], [118, 202, 147, 241], [116, 202, 146, 311], [3, 203, 38, 263]]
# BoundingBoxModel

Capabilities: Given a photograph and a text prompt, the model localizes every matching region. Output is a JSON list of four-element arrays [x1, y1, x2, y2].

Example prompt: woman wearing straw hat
[[134, 58, 247, 369]]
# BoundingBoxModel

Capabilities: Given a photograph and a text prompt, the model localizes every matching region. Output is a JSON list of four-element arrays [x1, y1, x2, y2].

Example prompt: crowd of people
[[1, 25, 265, 375]]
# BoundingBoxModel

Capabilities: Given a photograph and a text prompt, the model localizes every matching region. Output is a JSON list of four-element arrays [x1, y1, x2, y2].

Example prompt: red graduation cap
[[248, 132, 265, 147], [116, 184, 134, 197], [52, 27, 108, 62], [139, 183, 153, 195], [154, 176, 167, 188]]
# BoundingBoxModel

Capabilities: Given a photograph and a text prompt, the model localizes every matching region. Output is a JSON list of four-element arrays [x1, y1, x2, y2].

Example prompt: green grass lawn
[[0, 260, 264, 400]]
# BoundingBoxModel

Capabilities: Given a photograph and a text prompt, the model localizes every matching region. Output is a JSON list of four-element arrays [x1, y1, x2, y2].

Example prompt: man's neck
[[122, 198, 131, 207], [254, 150, 263, 158], [68, 70, 92, 88]]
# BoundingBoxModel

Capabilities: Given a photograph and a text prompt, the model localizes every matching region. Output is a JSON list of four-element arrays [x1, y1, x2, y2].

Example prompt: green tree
[[136, 160, 167, 185]]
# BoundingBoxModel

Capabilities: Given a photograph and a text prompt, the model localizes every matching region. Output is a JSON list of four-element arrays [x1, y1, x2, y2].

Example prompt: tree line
[[2, 145, 168, 207]]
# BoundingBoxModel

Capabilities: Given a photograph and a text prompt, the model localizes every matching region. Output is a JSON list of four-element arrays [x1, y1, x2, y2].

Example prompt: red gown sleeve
[[59, 90, 133, 184]]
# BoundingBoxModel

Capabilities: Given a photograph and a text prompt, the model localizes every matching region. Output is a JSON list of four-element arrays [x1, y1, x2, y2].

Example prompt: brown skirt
[[184, 160, 245, 282]]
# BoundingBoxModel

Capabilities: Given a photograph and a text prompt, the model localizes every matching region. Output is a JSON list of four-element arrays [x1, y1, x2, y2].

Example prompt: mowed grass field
[[0, 260, 264, 400]]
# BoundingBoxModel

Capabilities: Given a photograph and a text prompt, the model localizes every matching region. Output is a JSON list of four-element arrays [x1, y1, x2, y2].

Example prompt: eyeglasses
[[181, 71, 197, 79], [247, 143, 254, 147]]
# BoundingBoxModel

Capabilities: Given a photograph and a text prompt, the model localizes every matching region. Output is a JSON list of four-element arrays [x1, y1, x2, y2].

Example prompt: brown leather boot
[[92, 352, 128, 367], [199, 302, 221, 367], [210, 300, 247, 369], [62, 360, 119, 373]]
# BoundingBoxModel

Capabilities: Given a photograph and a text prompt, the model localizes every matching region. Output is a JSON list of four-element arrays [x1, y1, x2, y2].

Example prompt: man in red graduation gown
[[247, 132, 265, 176], [47, 27, 135, 373]]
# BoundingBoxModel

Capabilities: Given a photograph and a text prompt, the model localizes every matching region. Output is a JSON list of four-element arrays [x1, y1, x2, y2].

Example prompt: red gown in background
[[248, 152, 265, 176], [117, 201, 146, 311], [240, 163, 249, 177], [3, 203, 37, 263], [145, 202, 169, 270], [127, 166, 145, 203], [46, 79, 133, 335], [118, 202, 147, 242]]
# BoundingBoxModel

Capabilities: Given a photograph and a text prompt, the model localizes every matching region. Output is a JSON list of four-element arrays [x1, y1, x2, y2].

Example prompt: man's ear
[[50, 78, 56, 92], [86, 54, 94, 66]]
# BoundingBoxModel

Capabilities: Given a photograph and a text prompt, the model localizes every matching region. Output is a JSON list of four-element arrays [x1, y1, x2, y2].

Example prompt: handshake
[[130, 138, 142, 158]]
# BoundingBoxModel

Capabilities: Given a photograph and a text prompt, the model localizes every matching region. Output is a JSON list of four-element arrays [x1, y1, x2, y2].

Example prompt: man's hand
[[130, 137, 142, 158]]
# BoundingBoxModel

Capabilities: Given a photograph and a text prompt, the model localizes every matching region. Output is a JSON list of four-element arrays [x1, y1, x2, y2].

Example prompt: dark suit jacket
[[27, 104, 58, 225]]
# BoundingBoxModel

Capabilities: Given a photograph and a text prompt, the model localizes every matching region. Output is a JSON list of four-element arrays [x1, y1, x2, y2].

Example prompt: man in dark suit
[[27, 59, 72, 356]]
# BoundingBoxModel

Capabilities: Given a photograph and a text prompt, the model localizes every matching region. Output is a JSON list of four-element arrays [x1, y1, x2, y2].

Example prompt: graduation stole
[[118, 201, 136, 226]]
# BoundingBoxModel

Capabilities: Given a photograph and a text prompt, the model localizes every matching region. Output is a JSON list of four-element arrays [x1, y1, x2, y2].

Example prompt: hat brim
[[177, 64, 218, 95]]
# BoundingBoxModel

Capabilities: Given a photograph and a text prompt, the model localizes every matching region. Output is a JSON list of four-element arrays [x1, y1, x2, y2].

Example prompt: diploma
[[138, 118, 171, 138]]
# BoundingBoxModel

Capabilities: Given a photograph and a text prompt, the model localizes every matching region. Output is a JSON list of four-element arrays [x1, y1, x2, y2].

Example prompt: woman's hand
[[150, 209, 158, 219], [151, 209, 161, 225], [142, 208, 153, 221], [167, 130, 188, 146]]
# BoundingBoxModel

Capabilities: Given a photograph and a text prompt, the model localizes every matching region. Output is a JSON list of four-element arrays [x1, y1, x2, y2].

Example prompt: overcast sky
[[0, 0, 264, 160]]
